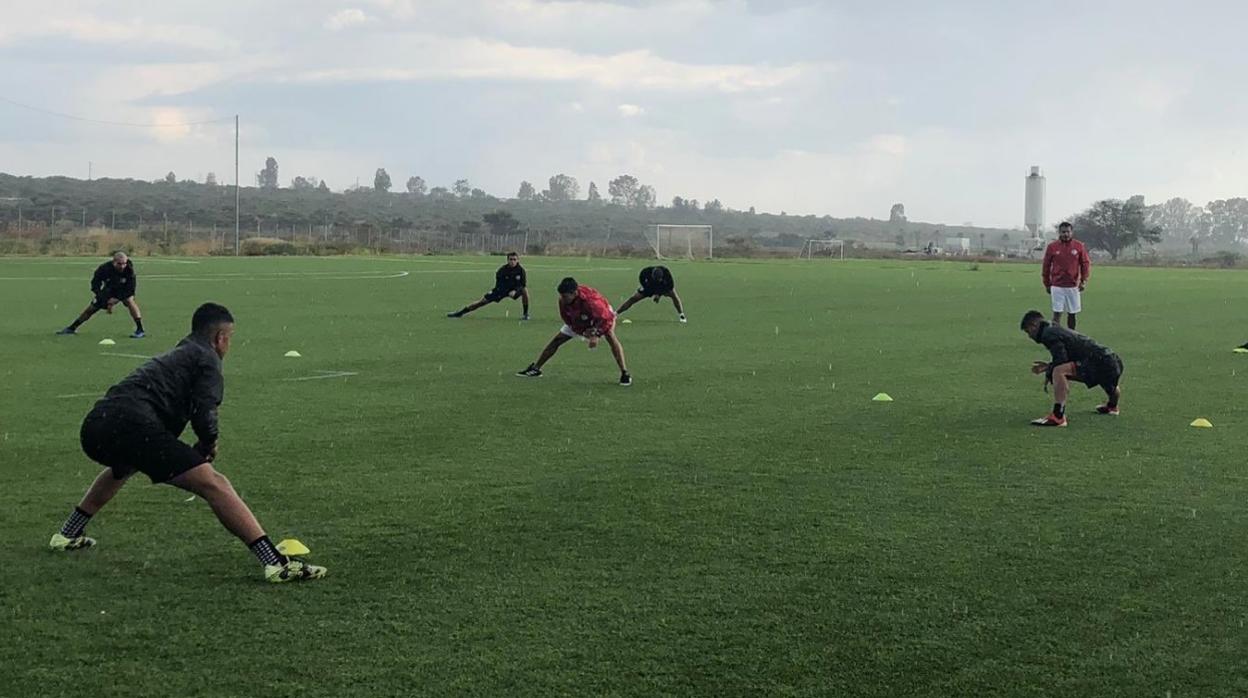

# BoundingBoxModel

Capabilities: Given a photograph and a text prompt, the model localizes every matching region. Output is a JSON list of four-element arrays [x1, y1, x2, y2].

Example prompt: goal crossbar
[[800, 239, 844, 260]]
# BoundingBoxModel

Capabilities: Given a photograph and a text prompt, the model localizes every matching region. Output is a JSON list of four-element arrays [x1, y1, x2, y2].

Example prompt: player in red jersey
[[517, 277, 631, 385], [1042, 221, 1091, 330]]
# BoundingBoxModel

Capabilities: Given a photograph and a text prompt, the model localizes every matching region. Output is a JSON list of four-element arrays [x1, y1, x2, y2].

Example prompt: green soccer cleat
[[49, 533, 96, 551], [265, 558, 327, 584]]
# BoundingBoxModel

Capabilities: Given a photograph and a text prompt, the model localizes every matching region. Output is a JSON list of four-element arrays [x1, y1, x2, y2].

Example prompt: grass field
[[1, 254, 1246, 697]]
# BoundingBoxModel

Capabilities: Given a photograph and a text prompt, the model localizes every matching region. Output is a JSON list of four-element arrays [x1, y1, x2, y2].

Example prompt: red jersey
[[560, 285, 615, 336], [1042, 239, 1090, 289]]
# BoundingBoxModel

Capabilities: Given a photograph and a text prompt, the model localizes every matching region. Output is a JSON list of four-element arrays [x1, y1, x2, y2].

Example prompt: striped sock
[[248, 536, 287, 567], [60, 507, 92, 538]]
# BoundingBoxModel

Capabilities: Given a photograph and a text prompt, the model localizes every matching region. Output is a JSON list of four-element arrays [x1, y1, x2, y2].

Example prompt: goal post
[[646, 224, 713, 260], [800, 239, 845, 260]]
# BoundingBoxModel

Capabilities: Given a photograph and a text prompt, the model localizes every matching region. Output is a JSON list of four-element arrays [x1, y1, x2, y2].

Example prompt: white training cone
[[872, 393, 894, 402], [98, 338, 116, 346], [284, 350, 302, 358], [1190, 418, 1213, 429]]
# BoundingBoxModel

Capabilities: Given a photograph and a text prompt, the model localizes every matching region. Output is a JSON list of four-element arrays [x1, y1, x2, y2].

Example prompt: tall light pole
[[234, 114, 240, 255]]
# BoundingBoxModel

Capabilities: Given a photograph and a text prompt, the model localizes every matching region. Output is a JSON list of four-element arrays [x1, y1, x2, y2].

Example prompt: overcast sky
[[2, 0, 1245, 227]]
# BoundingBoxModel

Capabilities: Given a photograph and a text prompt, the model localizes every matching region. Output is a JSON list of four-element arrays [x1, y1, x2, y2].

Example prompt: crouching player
[[517, 277, 631, 385], [1020, 309, 1123, 427], [616, 265, 686, 323]]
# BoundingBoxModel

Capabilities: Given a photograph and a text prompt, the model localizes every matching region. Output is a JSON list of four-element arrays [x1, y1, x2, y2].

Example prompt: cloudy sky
[[1, 0, 1245, 227]]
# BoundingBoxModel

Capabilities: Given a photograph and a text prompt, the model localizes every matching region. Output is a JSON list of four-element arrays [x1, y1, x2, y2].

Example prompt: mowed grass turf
[[1, 254, 1246, 696]]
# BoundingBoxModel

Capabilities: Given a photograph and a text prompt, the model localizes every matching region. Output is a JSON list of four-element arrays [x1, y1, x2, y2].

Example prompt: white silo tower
[[1024, 166, 1046, 236]]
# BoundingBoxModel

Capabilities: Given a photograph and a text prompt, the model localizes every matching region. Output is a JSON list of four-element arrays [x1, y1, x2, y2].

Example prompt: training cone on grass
[[621, 318, 633, 324], [284, 350, 302, 358], [276, 539, 310, 556], [98, 338, 116, 346], [872, 393, 894, 402], [1190, 418, 1213, 428], [1234, 348, 1248, 354]]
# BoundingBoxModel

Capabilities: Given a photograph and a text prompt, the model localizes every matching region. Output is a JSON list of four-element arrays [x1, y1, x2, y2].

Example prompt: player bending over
[[447, 252, 530, 319], [616, 265, 686, 323], [517, 277, 631, 386], [1020, 309, 1123, 427], [57, 251, 146, 338], [50, 303, 326, 583]]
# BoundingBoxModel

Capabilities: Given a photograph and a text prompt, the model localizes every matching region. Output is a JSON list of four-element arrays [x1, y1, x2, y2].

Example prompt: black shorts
[[483, 288, 520, 303], [1077, 353, 1124, 390], [92, 293, 132, 310], [79, 404, 205, 484], [637, 285, 673, 299]]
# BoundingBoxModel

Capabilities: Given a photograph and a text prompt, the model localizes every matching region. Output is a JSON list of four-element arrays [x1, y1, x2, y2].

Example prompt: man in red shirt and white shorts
[[517, 277, 632, 386], [1042, 221, 1091, 330]]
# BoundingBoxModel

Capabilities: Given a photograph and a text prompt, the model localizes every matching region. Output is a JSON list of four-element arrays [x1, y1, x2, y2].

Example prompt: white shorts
[[1051, 286, 1082, 314], [559, 306, 615, 338]]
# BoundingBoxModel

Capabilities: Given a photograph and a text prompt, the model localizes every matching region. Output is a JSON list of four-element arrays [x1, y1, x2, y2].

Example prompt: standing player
[[616, 265, 687, 323], [57, 251, 146, 338], [49, 302, 326, 583], [517, 277, 631, 385], [1042, 222, 1091, 330], [447, 252, 530, 320], [1020, 309, 1124, 427]]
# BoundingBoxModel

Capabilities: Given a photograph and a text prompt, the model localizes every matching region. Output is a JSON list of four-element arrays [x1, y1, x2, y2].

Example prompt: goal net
[[646, 224, 713, 260], [800, 239, 845, 260]]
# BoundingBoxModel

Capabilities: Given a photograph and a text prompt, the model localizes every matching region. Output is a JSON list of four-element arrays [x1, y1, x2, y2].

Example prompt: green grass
[[1, 254, 1246, 697]]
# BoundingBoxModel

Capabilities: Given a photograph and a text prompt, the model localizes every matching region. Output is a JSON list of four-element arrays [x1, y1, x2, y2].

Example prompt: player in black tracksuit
[[1020, 310, 1124, 426], [50, 303, 325, 583], [447, 251, 530, 319], [616, 265, 686, 323], [57, 251, 146, 337]]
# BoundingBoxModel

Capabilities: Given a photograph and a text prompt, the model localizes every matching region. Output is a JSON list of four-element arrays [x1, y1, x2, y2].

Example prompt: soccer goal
[[646, 224, 713, 260], [800, 239, 845, 260]]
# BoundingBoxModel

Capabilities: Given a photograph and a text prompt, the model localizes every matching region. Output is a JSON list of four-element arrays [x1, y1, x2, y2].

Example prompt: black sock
[[60, 506, 92, 538], [1068, 316, 1077, 330], [1053, 403, 1065, 418], [248, 535, 288, 567], [68, 318, 85, 330], [1107, 391, 1119, 409], [134, 318, 144, 332], [523, 305, 529, 315]]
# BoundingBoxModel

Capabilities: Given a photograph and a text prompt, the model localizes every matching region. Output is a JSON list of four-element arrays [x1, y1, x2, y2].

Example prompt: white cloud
[[864, 134, 907, 157], [324, 9, 373, 32], [617, 104, 645, 118]]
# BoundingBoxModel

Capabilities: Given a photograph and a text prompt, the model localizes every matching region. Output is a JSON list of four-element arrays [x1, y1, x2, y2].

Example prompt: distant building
[[1024, 166, 1046, 236]]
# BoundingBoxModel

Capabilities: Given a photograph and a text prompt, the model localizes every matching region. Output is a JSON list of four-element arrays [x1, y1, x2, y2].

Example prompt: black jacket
[[91, 260, 136, 298], [495, 264, 526, 292], [1033, 322, 1114, 377], [96, 334, 223, 446], [640, 266, 674, 293]]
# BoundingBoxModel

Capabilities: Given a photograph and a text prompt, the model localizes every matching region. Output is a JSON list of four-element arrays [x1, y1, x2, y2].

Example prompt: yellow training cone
[[284, 350, 302, 358], [1234, 348, 1248, 354], [276, 539, 310, 556], [872, 393, 894, 402], [1190, 418, 1213, 429], [621, 318, 633, 324], [98, 338, 116, 346]]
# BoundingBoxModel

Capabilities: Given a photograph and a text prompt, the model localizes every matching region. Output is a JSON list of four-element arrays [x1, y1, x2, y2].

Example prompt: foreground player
[[50, 303, 326, 583], [57, 251, 146, 338], [1042, 222, 1090, 330], [517, 277, 631, 385], [616, 265, 687, 323], [1020, 310, 1123, 427], [447, 252, 530, 319]]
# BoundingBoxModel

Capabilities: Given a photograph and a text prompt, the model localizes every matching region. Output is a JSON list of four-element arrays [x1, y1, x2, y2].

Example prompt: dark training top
[[639, 266, 674, 293], [91, 259, 137, 298], [95, 334, 224, 446], [494, 264, 527, 292], [1033, 321, 1115, 369]]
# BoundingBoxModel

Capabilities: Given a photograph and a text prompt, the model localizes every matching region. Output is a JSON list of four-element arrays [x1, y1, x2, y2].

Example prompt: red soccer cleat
[[1030, 414, 1068, 427], [1095, 405, 1120, 416]]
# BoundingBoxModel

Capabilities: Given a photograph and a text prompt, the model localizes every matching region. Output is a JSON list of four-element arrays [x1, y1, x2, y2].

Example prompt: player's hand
[[1031, 361, 1049, 375], [586, 336, 599, 349], [1045, 287, 1051, 295], [194, 441, 218, 462], [652, 296, 660, 303], [1078, 283, 1086, 292]]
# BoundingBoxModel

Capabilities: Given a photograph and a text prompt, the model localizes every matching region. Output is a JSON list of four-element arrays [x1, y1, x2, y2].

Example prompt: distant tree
[[517, 180, 536, 200], [889, 203, 906, 223], [258, 157, 279, 189], [1068, 198, 1162, 260], [688, 199, 700, 211], [374, 168, 392, 192], [429, 186, 451, 199], [1146, 197, 1202, 242], [458, 220, 483, 235], [453, 179, 472, 198], [704, 198, 724, 213], [470, 188, 488, 199], [586, 181, 602, 203], [164, 171, 177, 184], [608, 174, 639, 206], [405, 176, 427, 196], [483, 210, 521, 236], [291, 176, 316, 191], [635, 185, 656, 209], [544, 173, 580, 202], [1204, 198, 1248, 248], [894, 233, 907, 248], [671, 196, 686, 209], [205, 172, 218, 187], [317, 180, 330, 192], [748, 206, 756, 215]]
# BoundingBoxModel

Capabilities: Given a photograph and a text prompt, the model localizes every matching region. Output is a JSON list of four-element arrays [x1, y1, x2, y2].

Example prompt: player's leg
[[603, 330, 631, 385], [520, 288, 530, 319], [667, 290, 686, 320], [59, 301, 102, 334], [534, 333, 573, 368], [449, 296, 492, 318], [51, 468, 133, 550], [169, 463, 325, 582], [1032, 362, 1076, 426], [1066, 289, 1081, 329], [616, 291, 646, 315], [122, 297, 145, 337], [1096, 355, 1123, 414]]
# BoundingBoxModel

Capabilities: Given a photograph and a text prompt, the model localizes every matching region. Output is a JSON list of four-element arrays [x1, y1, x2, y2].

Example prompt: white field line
[[100, 352, 152, 359], [55, 392, 102, 399], [283, 370, 359, 381]]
